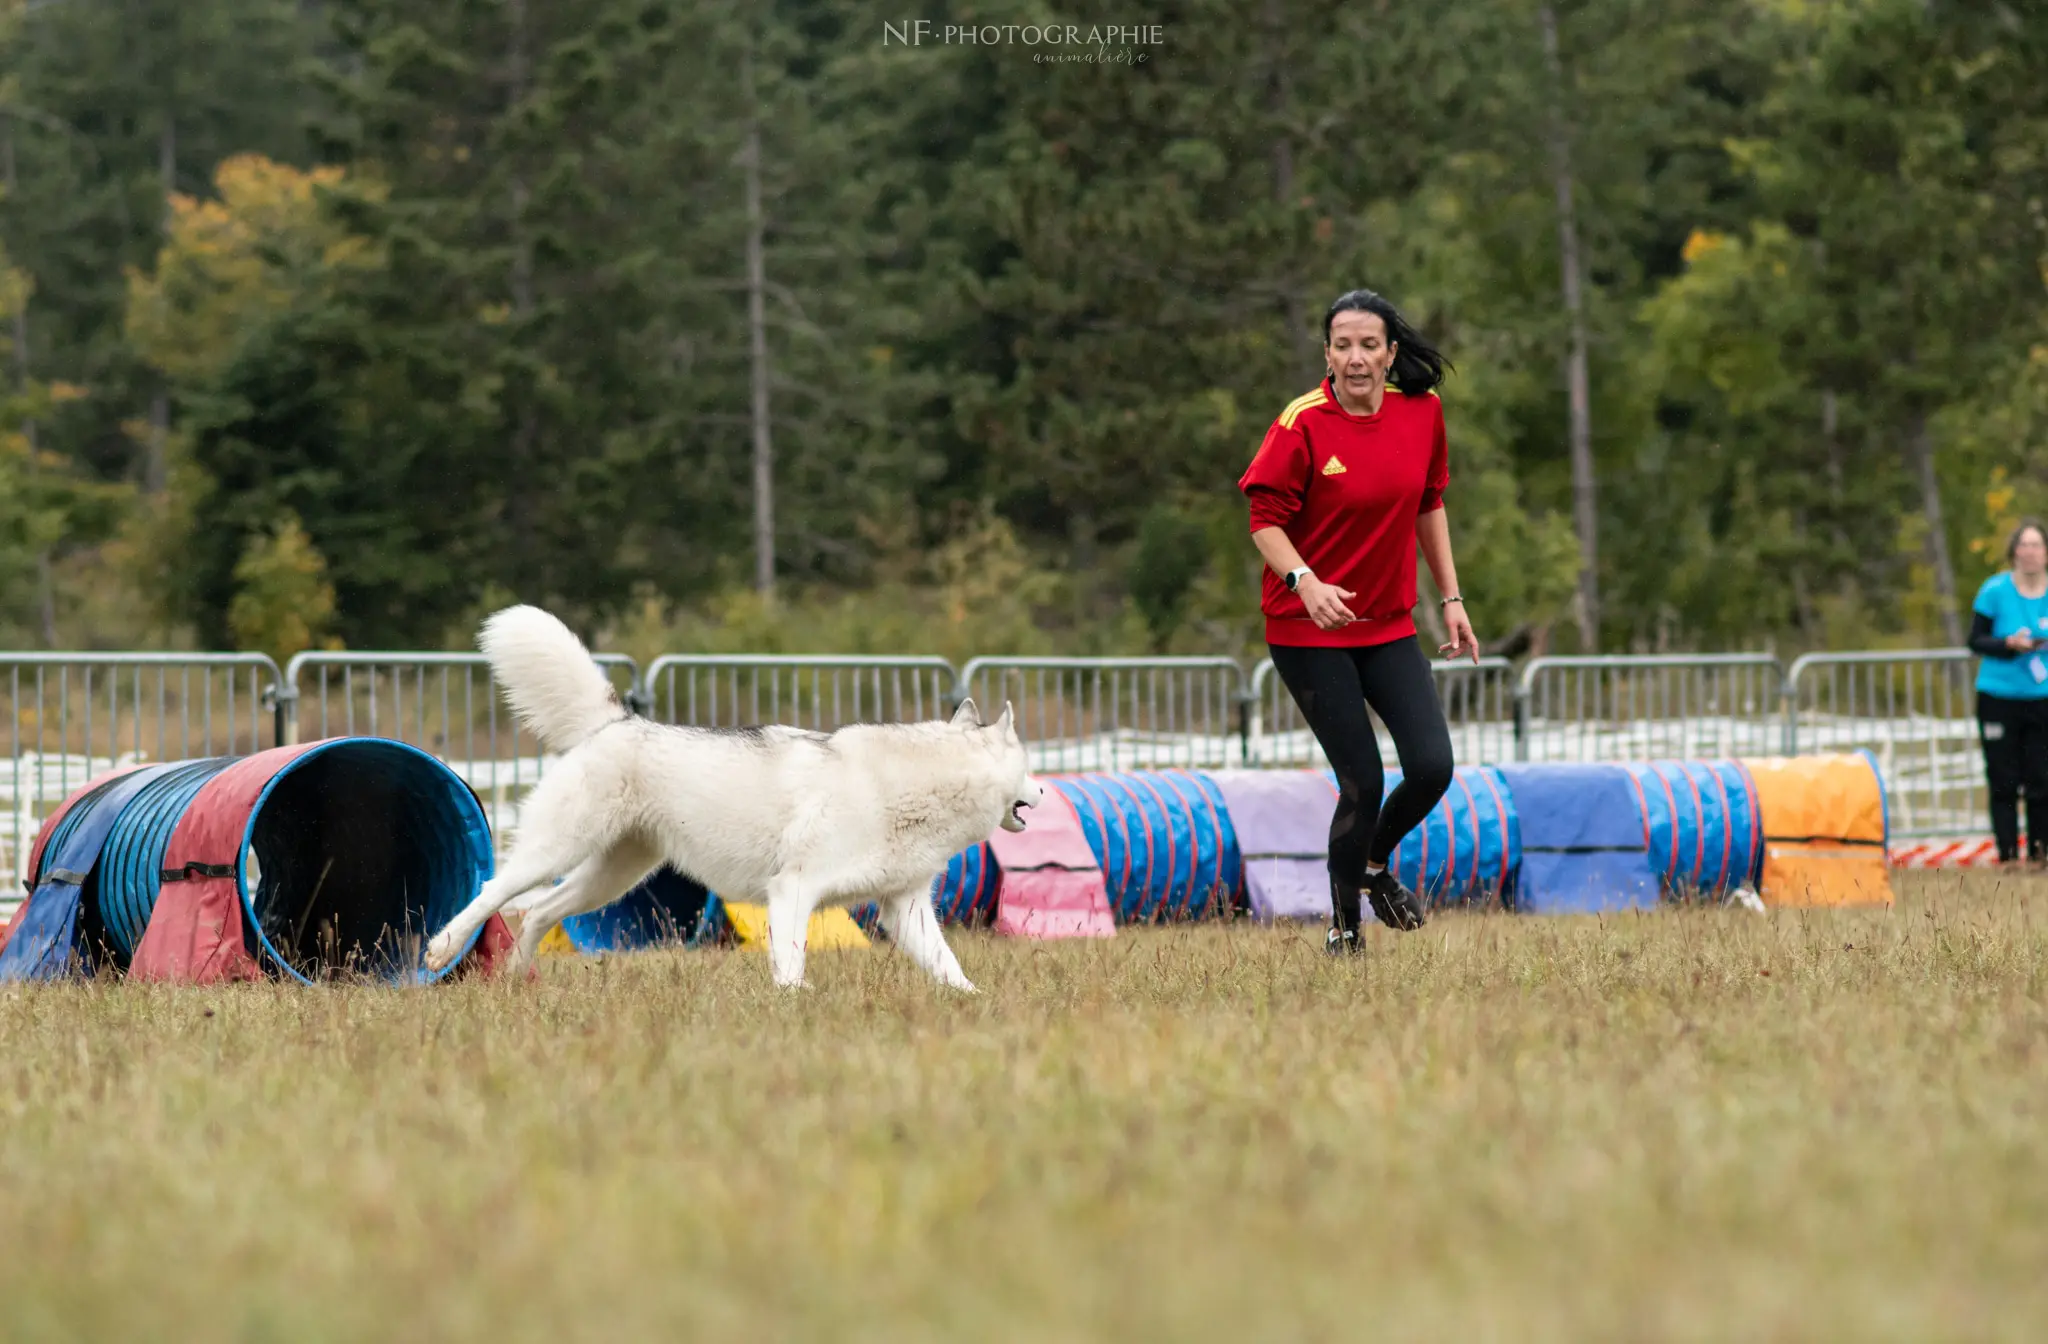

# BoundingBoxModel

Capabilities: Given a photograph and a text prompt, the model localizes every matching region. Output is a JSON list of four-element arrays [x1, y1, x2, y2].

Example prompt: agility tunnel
[[1494, 763, 1664, 915], [559, 866, 715, 953], [990, 785, 1115, 939], [1048, 771, 1243, 922], [1743, 751, 1892, 907], [718, 899, 872, 951], [1359, 766, 1519, 910], [1198, 767, 1517, 922], [934, 842, 1002, 925], [0, 739, 496, 984], [1203, 769, 1336, 921], [514, 752, 1892, 956], [1622, 761, 1765, 900]]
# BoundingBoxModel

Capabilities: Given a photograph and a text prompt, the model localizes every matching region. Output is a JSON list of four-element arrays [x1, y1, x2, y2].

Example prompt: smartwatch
[[1284, 567, 1313, 592]]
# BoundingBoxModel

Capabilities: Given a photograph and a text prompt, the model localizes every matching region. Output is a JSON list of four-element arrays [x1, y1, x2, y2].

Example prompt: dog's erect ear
[[950, 697, 981, 728], [996, 700, 1016, 738]]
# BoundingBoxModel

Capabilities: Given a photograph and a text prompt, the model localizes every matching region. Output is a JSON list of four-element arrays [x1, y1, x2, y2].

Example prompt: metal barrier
[[2, 643, 2009, 889], [1513, 654, 1785, 763], [641, 654, 959, 732], [956, 657, 1246, 772], [3, 652, 282, 902], [1247, 655, 1518, 767], [280, 651, 642, 851], [1786, 649, 1981, 838]]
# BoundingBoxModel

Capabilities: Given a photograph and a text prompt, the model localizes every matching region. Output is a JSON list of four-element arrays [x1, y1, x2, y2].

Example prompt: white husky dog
[[423, 605, 1043, 989]]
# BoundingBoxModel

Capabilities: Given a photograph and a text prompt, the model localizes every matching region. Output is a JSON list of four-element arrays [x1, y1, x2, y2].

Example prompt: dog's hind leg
[[425, 807, 609, 972], [505, 836, 661, 975], [879, 880, 976, 993], [764, 873, 815, 989]]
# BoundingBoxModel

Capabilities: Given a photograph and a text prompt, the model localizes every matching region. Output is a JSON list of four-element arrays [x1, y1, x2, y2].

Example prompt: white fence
[[959, 657, 1246, 773], [1786, 650, 1982, 840], [642, 654, 956, 733], [4, 654, 279, 902]]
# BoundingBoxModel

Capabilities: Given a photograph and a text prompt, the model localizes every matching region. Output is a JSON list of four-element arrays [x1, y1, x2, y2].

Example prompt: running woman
[[1969, 518, 2048, 866], [1237, 288, 1478, 953]]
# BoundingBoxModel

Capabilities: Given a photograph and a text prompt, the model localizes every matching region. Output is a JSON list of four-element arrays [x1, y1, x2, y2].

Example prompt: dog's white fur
[[424, 605, 1043, 988]]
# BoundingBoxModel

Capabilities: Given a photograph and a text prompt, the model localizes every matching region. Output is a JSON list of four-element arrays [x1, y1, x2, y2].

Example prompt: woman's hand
[[1439, 602, 1480, 663], [2008, 630, 2036, 652], [1298, 577, 1358, 630]]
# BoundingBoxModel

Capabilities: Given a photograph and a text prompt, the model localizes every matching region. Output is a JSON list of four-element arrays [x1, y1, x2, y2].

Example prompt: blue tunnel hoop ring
[[237, 738, 495, 985], [96, 757, 238, 962]]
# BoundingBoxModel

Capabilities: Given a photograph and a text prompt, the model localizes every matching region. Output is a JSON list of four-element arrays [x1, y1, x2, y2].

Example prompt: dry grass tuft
[[1, 870, 2044, 1340]]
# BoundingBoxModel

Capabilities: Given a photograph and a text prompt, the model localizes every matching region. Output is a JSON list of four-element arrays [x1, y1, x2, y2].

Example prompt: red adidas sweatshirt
[[1236, 377, 1449, 649]]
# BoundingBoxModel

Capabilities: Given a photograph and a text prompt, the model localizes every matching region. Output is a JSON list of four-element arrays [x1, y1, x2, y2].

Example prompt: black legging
[[1978, 691, 2048, 863], [1269, 639, 1455, 925]]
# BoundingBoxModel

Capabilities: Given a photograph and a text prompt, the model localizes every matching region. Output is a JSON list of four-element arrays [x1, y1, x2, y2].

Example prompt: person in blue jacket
[[1970, 519, 2048, 865]]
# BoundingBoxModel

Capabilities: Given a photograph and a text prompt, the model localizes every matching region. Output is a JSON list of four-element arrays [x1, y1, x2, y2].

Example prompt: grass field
[[2, 870, 2044, 1341]]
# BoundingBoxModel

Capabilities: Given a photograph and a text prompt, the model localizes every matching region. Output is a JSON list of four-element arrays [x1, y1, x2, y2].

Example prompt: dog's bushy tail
[[478, 605, 628, 750]]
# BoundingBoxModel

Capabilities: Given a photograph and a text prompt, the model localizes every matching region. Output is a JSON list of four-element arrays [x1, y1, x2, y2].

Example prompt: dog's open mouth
[[1007, 800, 1030, 830]]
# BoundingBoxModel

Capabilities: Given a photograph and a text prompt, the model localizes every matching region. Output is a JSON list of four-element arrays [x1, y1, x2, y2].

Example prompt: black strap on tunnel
[[1763, 835, 1884, 848], [42, 867, 91, 886], [160, 861, 238, 882]]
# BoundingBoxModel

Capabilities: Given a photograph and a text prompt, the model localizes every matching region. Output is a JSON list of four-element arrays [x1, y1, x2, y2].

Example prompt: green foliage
[[126, 156, 381, 388], [1127, 505, 1210, 652], [0, 243, 131, 646], [226, 510, 340, 669], [3, 0, 2048, 654], [0, 0, 324, 476], [606, 502, 1062, 665]]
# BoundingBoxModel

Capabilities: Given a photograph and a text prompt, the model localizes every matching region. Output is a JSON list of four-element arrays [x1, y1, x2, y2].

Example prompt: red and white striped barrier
[[1890, 838, 2000, 869]]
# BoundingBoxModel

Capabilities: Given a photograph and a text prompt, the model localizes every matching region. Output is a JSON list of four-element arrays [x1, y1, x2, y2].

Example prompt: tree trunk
[[507, 165, 537, 567], [34, 551, 57, 647], [744, 38, 775, 599], [1907, 412, 1962, 647], [1541, 3, 1597, 651], [146, 111, 175, 495], [159, 107, 176, 205], [507, 0, 533, 321], [1265, 0, 1315, 381], [503, 0, 544, 588], [1790, 522, 1815, 638], [1821, 389, 1841, 500], [1069, 510, 1097, 574]]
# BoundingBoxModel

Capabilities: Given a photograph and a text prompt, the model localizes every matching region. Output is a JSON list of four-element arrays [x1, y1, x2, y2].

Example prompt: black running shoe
[[1364, 868, 1427, 931], [1325, 926, 1361, 956]]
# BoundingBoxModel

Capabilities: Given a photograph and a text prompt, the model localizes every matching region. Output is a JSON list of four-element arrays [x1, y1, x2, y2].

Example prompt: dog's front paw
[[423, 933, 457, 972]]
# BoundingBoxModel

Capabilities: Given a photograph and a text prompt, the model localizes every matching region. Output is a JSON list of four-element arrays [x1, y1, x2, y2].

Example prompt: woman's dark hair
[[2008, 518, 2048, 564], [1323, 288, 1452, 395]]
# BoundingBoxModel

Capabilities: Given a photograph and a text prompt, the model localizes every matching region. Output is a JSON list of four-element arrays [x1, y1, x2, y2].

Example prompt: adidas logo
[[1321, 457, 1347, 476]]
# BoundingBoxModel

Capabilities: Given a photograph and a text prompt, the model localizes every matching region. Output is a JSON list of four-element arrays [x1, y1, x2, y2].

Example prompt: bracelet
[[1440, 596, 1464, 608]]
